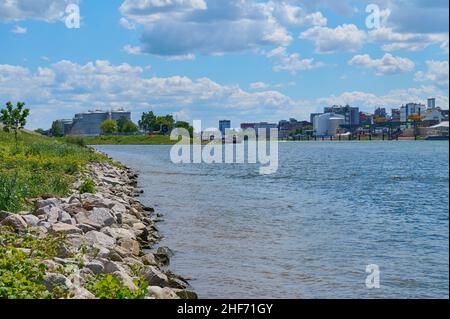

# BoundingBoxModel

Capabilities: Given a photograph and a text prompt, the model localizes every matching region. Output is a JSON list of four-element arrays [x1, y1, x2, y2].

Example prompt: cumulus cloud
[[266, 47, 323, 74], [414, 60, 449, 89], [123, 44, 143, 55], [1, 59, 447, 130], [300, 24, 366, 53], [349, 53, 415, 76], [368, 27, 447, 52], [11, 25, 27, 34], [0, 0, 77, 22], [0, 60, 315, 128], [119, 0, 329, 57]]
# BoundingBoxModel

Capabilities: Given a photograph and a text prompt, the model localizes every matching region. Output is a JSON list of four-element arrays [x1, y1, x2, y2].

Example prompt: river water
[[95, 141, 449, 299]]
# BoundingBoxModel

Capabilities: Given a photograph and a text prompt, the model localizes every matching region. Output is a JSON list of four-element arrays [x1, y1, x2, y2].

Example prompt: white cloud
[[119, 0, 299, 57], [123, 44, 143, 55], [349, 53, 415, 76], [11, 26, 27, 34], [266, 46, 323, 74], [0, 0, 77, 22], [250, 82, 269, 90], [368, 27, 447, 52], [2, 59, 447, 130], [119, 17, 136, 30], [414, 60, 449, 89], [300, 24, 366, 53]]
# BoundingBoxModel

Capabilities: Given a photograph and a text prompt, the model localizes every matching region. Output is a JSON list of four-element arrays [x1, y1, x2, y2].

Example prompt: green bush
[[0, 227, 69, 299], [79, 178, 96, 194], [64, 136, 86, 147], [87, 274, 148, 299]]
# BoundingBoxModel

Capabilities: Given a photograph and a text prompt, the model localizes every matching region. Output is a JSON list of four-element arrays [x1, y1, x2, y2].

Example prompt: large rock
[[86, 231, 116, 248], [71, 287, 96, 299], [144, 266, 170, 287], [102, 227, 136, 241], [147, 286, 179, 299], [112, 271, 138, 291], [42, 273, 72, 292], [84, 260, 105, 274], [21, 214, 40, 227], [141, 253, 158, 266], [76, 208, 115, 228], [37, 198, 60, 209], [117, 238, 141, 256], [0, 214, 28, 231], [49, 223, 82, 235]]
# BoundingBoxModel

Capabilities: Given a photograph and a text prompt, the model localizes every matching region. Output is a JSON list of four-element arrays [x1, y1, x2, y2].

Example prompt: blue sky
[[0, 0, 448, 129]]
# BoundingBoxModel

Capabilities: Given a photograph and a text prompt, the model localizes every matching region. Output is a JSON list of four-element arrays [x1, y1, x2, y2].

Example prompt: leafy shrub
[[79, 178, 96, 194], [0, 227, 69, 299], [0, 247, 52, 299], [87, 274, 148, 299], [64, 136, 86, 147]]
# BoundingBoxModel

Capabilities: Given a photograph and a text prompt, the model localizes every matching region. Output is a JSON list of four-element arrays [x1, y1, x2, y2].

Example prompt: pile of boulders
[[0, 161, 196, 299]]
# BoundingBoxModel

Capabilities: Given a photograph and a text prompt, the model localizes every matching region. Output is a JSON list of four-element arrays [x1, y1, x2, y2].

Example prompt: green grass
[[84, 134, 186, 145], [0, 130, 109, 212]]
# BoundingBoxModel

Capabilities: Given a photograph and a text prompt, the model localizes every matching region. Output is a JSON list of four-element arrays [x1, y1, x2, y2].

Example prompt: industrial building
[[55, 109, 131, 136], [313, 113, 345, 137]]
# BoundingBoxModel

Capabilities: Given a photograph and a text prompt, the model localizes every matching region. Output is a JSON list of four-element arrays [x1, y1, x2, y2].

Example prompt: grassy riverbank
[[0, 130, 108, 213], [84, 135, 180, 145]]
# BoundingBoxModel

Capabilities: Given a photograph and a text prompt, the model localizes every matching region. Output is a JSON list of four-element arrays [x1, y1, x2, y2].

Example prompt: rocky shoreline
[[0, 156, 197, 299]]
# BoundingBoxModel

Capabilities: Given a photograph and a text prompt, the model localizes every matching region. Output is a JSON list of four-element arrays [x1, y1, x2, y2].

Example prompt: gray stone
[[103, 261, 126, 274], [147, 286, 179, 299], [59, 211, 74, 225], [0, 214, 27, 231], [0, 211, 12, 222], [141, 253, 158, 266], [37, 198, 59, 209], [102, 227, 136, 241], [21, 214, 40, 227], [144, 266, 169, 287], [71, 287, 96, 299], [49, 223, 82, 235], [85, 260, 105, 274], [86, 231, 116, 248], [43, 273, 72, 292], [118, 238, 141, 256]]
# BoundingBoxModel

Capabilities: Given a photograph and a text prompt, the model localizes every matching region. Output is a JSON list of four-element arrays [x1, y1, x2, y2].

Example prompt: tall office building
[[219, 120, 231, 136]]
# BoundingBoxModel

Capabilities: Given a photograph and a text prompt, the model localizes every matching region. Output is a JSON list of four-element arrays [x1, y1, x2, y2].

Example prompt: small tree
[[122, 120, 139, 134], [49, 121, 62, 137], [139, 111, 157, 133], [0, 101, 30, 151], [100, 119, 117, 135], [34, 128, 45, 135]]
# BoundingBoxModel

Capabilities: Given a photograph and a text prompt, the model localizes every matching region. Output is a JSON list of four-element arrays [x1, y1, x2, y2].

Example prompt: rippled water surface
[[95, 141, 449, 299]]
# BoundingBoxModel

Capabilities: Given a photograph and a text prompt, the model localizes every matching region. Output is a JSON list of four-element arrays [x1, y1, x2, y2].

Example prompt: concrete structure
[[423, 108, 443, 122], [310, 113, 322, 125], [56, 109, 131, 136], [391, 108, 401, 121], [324, 105, 360, 126], [313, 113, 345, 136], [400, 103, 426, 122], [219, 120, 231, 136], [428, 98, 436, 109]]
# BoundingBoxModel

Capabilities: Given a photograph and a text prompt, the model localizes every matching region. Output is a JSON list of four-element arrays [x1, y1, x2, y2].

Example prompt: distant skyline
[[0, 0, 448, 129]]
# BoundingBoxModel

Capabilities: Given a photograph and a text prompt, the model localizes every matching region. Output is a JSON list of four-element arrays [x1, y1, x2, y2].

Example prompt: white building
[[400, 103, 426, 122], [313, 113, 345, 136], [424, 108, 443, 122], [428, 98, 436, 109]]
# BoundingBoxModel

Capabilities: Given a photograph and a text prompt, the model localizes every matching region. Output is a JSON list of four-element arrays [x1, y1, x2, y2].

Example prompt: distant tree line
[[138, 111, 193, 137]]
